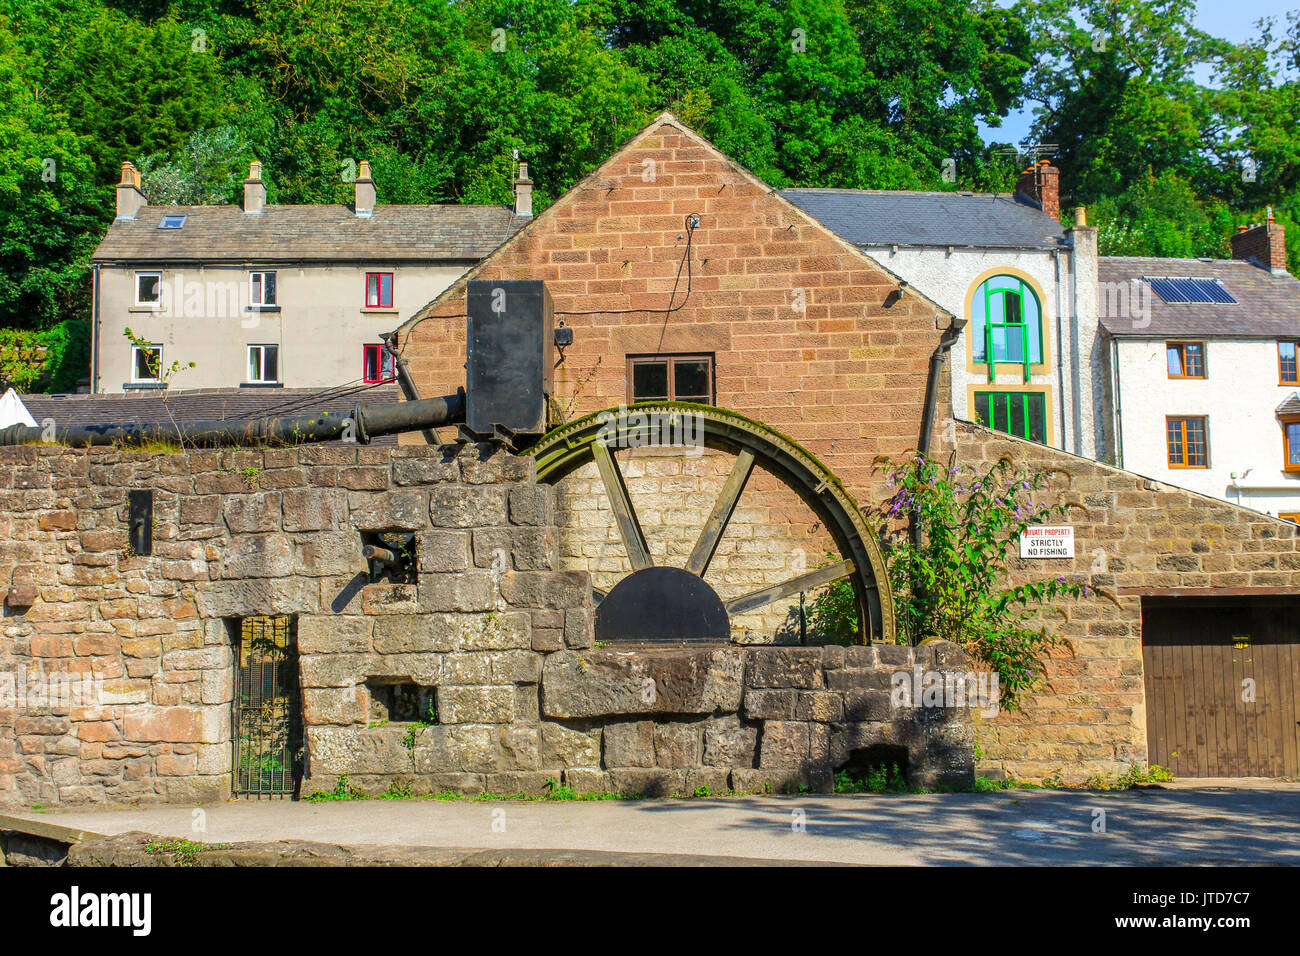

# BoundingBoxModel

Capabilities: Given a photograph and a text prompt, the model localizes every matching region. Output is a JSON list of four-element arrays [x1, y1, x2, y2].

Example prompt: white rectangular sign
[[1019, 525, 1075, 559]]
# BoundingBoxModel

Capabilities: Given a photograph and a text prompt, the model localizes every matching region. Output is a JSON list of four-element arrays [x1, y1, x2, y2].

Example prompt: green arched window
[[971, 275, 1043, 382]]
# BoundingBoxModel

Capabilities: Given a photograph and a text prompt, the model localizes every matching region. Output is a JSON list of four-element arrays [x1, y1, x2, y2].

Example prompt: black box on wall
[[466, 279, 555, 438]]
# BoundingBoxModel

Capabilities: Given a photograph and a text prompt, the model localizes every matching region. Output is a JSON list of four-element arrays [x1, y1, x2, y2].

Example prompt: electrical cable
[[392, 213, 701, 357]]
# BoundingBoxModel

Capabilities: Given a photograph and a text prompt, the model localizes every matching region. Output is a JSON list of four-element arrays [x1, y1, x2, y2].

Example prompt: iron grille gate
[[232, 615, 303, 797]]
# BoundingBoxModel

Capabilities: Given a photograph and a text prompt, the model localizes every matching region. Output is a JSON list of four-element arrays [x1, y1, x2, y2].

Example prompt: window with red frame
[[363, 344, 395, 383], [365, 272, 393, 308]]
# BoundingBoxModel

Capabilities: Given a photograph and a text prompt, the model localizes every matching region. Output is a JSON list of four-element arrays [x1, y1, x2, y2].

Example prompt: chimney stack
[[514, 161, 533, 217], [243, 161, 266, 214], [1016, 159, 1060, 223], [115, 162, 147, 220], [1230, 219, 1289, 275], [354, 160, 376, 217]]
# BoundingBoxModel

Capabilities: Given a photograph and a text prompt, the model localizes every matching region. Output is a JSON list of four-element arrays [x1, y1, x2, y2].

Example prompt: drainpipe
[[1054, 250, 1068, 450], [384, 331, 438, 446], [91, 263, 101, 393], [915, 315, 965, 545], [1067, 242, 1084, 455], [1110, 336, 1125, 468]]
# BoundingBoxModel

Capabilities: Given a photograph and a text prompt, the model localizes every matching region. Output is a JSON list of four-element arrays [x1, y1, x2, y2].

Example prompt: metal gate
[[232, 615, 303, 797], [1142, 598, 1300, 777]]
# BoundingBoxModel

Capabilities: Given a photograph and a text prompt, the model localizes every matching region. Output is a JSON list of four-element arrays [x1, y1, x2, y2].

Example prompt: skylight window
[[158, 214, 188, 229], [1144, 277, 1236, 304]]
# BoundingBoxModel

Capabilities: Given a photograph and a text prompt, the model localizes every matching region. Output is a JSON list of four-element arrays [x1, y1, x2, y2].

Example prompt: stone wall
[[0, 442, 972, 806], [951, 421, 1300, 783]]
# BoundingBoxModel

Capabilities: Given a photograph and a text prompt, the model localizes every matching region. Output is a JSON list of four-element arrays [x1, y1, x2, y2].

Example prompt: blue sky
[[976, 0, 1299, 146]]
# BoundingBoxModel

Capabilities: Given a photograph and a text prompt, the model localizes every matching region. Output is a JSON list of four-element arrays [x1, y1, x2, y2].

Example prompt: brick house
[[392, 113, 1300, 782], [90, 160, 532, 394]]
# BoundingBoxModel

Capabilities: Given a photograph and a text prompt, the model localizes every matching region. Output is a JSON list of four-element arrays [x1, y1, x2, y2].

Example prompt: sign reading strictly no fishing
[[1019, 525, 1075, 559]]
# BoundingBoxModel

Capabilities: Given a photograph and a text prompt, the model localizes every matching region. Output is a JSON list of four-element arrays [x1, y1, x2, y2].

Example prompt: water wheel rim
[[526, 402, 895, 644]]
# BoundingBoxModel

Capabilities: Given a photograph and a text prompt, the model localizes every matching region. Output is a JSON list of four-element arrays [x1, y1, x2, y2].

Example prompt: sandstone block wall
[[951, 421, 1300, 783], [0, 442, 972, 806]]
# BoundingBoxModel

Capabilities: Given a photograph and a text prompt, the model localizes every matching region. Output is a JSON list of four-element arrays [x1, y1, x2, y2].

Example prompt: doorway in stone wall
[[231, 615, 304, 797]]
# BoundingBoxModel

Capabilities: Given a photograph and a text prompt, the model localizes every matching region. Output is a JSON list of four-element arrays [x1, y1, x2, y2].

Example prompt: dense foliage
[[3, 0, 1299, 388]]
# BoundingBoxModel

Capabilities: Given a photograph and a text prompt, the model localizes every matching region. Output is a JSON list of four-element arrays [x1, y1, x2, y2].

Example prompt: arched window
[[971, 275, 1043, 381]]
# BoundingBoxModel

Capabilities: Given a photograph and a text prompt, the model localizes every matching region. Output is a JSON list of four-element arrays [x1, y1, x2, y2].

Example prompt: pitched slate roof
[[20, 385, 403, 445], [93, 205, 532, 264], [780, 189, 1067, 250], [1098, 257, 1300, 338]]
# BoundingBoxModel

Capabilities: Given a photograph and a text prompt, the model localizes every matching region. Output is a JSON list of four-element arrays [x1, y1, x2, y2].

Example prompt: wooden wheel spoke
[[724, 559, 855, 616], [591, 440, 652, 570], [685, 449, 755, 578]]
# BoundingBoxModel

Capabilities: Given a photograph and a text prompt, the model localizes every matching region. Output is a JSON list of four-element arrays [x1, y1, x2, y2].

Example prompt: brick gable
[[396, 113, 955, 489]]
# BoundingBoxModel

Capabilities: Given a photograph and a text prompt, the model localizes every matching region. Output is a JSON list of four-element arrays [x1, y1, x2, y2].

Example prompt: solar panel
[[1144, 276, 1236, 304]]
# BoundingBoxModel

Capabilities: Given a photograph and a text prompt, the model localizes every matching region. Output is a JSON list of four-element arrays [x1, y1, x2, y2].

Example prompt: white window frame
[[247, 344, 280, 384], [135, 272, 162, 307], [131, 344, 162, 383], [249, 271, 277, 307]]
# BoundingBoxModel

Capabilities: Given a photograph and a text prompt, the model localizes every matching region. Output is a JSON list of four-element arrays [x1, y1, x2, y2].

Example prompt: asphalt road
[[10, 786, 1300, 865]]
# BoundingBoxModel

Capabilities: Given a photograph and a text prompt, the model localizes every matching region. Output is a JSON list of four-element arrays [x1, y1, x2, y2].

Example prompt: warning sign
[[1019, 525, 1075, 559]]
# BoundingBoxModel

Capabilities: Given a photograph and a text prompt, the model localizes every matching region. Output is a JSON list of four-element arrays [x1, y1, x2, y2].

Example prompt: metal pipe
[[915, 317, 964, 547], [362, 545, 398, 566], [0, 391, 466, 448], [917, 318, 964, 460]]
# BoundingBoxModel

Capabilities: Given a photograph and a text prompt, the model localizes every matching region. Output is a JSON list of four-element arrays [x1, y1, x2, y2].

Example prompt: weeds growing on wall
[[857, 454, 1095, 710]]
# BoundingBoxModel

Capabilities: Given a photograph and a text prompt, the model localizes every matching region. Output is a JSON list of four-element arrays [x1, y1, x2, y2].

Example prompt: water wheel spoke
[[685, 449, 755, 578], [591, 439, 653, 570], [724, 559, 855, 616]]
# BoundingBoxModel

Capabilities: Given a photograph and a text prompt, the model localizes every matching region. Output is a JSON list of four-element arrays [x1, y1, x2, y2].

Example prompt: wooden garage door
[[1143, 599, 1300, 777]]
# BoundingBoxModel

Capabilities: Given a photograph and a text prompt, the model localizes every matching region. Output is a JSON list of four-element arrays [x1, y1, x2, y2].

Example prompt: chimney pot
[[243, 160, 267, 214], [514, 160, 533, 217], [354, 160, 376, 217], [1074, 206, 1087, 227], [115, 161, 147, 220]]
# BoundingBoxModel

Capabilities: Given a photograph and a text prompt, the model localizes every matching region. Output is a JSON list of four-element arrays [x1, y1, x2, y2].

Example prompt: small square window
[[158, 214, 187, 229], [1166, 342, 1205, 379], [365, 272, 393, 309], [248, 344, 279, 383], [628, 354, 714, 404], [250, 272, 277, 306], [135, 272, 161, 306], [132, 344, 162, 382]]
